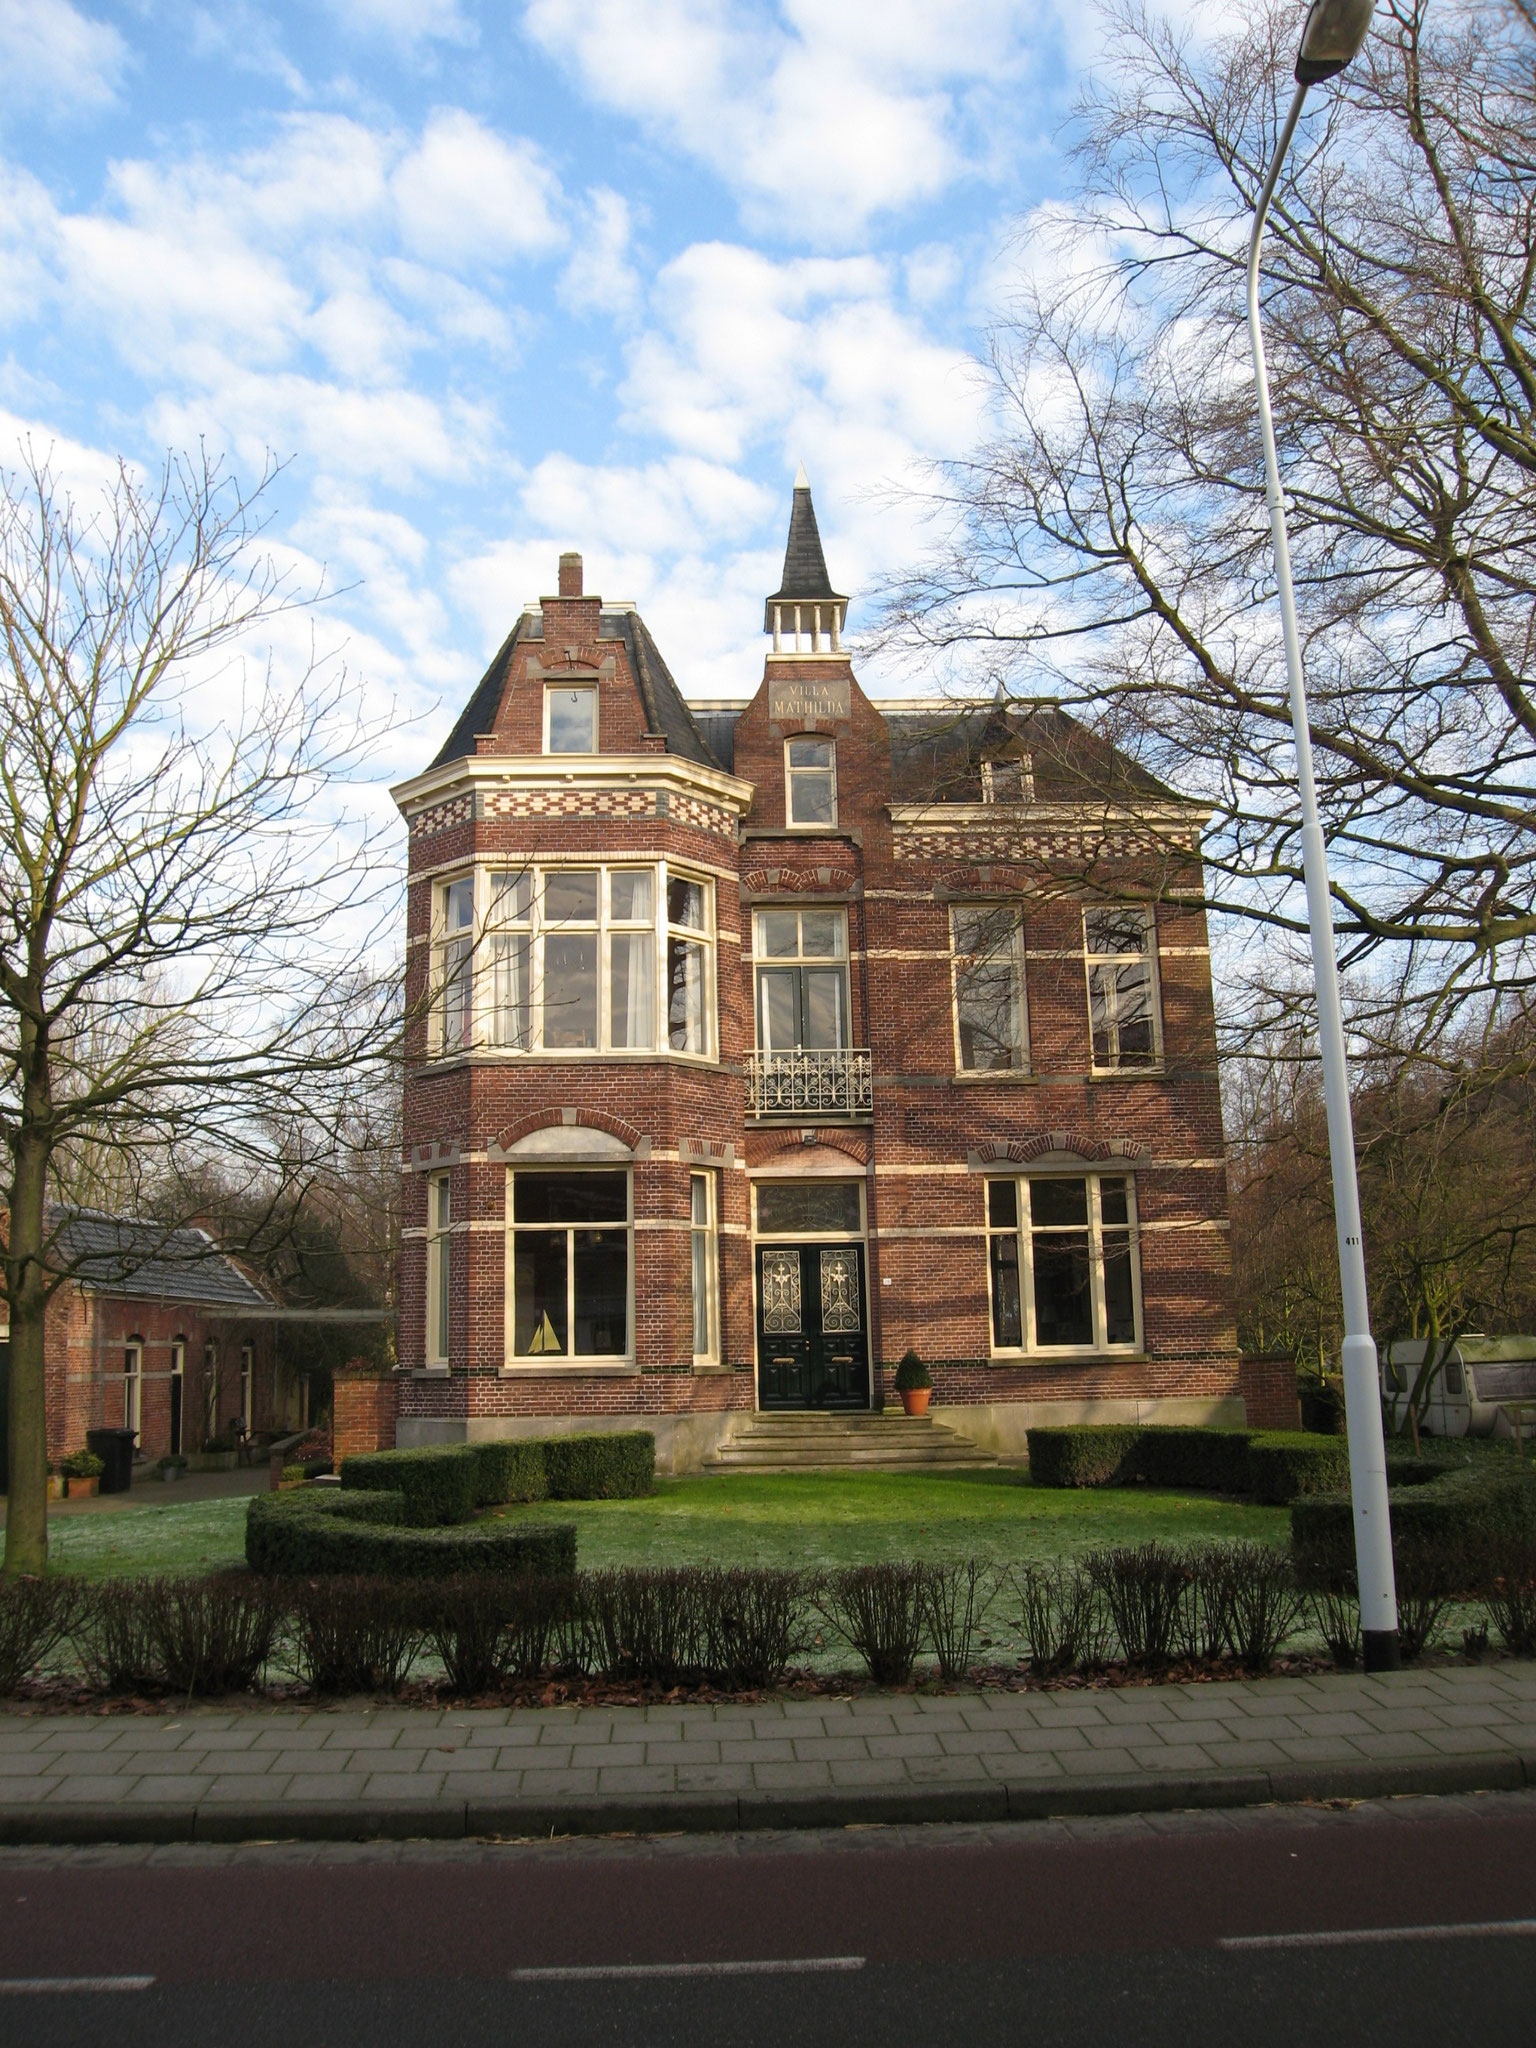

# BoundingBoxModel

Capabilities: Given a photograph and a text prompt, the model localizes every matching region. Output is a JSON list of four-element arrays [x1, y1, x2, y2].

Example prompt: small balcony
[[747, 1047, 873, 1121]]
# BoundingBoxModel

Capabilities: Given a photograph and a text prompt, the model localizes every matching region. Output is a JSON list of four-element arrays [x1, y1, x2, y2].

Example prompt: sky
[[0, 0, 1119, 782]]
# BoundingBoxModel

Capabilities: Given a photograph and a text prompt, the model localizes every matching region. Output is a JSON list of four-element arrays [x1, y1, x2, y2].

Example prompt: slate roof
[[428, 609, 723, 774], [765, 474, 847, 630], [883, 702, 1184, 807], [430, 616, 526, 770], [609, 611, 722, 770], [47, 1209, 276, 1310]]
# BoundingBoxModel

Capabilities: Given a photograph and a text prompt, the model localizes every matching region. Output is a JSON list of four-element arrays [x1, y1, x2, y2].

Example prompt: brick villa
[[392, 476, 1255, 1469]]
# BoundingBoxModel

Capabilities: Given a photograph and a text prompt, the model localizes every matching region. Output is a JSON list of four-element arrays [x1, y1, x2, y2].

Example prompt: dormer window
[[981, 756, 1034, 804], [786, 736, 836, 828], [546, 684, 596, 754]]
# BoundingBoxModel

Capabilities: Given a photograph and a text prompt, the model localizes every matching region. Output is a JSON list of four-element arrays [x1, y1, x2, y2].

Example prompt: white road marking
[[1222, 1920, 1536, 1951], [511, 1956, 866, 1982], [0, 1977, 155, 1993]]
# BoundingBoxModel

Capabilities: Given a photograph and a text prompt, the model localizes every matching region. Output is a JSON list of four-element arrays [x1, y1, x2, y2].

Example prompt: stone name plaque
[[768, 677, 851, 724]]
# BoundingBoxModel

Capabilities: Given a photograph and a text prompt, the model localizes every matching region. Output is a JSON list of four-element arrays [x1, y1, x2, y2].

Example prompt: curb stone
[[4, 1750, 1536, 1846]]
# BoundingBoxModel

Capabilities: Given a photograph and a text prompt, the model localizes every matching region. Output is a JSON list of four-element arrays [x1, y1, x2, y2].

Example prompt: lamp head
[[1295, 0, 1374, 82]]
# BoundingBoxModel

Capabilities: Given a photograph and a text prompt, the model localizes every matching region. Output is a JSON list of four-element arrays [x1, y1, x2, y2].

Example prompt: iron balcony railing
[[747, 1047, 873, 1119]]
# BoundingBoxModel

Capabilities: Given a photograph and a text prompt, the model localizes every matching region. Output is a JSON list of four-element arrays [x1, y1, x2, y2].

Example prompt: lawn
[[14, 1468, 1289, 1579]]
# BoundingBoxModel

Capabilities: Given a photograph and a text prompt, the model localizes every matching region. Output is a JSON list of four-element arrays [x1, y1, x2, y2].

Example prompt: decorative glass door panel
[[757, 1244, 869, 1410]]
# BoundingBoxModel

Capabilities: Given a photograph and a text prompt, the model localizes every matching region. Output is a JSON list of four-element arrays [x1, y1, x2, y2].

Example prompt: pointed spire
[[765, 469, 847, 639]]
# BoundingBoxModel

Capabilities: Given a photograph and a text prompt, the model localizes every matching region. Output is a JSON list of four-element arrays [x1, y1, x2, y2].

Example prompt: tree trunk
[[4, 1133, 51, 1576]]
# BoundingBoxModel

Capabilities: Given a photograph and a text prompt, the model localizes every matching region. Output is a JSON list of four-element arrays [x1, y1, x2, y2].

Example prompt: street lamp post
[[1247, 0, 1400, 1670]]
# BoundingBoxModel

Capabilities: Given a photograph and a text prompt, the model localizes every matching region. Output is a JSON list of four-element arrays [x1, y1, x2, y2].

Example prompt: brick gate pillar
[[332, 1356, 399, 1460]]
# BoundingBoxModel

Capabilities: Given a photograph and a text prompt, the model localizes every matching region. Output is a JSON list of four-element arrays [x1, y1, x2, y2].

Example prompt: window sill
[[951, 1069, 1037, 1085], [691, 1360, 733, 1375], [498, 1361, 639, 1377], [412, 1366, 452, 1379], [424, 1048, 721, 1070], [1086, 1067, 1165, 1082], [987, 1352, 1149, 1368]]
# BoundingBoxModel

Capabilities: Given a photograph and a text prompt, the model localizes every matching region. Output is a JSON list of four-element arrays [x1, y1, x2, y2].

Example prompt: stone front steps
[[703, 1410, 997, 1473]]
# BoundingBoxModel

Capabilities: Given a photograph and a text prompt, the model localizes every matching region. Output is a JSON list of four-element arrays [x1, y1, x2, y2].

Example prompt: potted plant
[[159, 1454, 189, 1483], [60, 1448, 105, 1499], [894, 1350, 934, 1417]]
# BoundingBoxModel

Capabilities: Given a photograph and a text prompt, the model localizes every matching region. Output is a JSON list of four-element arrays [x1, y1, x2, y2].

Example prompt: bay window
[[986, 1174, 1141, 1355], [431, 863, 715, 1058], [426, 1174, 451, 1366], [509, 1171, 631, 1363], [691, 1171, 719, 1363], [435, 875, 474, 1052]]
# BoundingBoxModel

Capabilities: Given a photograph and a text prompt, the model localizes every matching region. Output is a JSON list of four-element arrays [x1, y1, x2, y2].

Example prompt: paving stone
[[1128, 1744, 1218, 1773], [720, 1738, 796, 1763], [935, 1729, 1023, 1758], [1421, 1725, 1523, 1755], [827, 1759, 912, 1788], [360, 1773, 449, 1801], [751, 1761, 833, 1790], [790, 1737, 875, 1763]]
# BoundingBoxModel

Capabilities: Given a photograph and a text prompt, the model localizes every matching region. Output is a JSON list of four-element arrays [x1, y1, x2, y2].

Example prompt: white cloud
[[558, 188, 642, 321], [0, 108, 571, 487], [0, 0, 126, 118], [391, 110, 565, 268], [521, 0, 1052, 238]]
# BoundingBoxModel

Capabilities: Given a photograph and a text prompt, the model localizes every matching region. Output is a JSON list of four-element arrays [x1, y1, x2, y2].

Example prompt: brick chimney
[[558, 552, 583, 598]]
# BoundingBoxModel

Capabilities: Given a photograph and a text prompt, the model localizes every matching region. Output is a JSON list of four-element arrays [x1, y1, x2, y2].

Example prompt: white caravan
[[1380, 1337, 1536, 1440]]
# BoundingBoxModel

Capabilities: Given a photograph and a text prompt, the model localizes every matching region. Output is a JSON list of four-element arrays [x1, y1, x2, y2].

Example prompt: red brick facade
[[37, 1289, 280, 1463], [393, 498, 1243, 1469]]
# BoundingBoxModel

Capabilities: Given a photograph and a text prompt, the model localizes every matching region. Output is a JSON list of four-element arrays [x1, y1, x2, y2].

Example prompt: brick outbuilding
[[1, 1210, 290, 1473], [391, 480, 1242, 1468]]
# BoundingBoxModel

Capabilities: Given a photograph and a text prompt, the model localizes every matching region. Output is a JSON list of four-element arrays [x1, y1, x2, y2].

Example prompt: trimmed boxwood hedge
[[1027, 1422, 1459, 1506], [1026, 1426, 1143, 1488], [1291, 1460, 1536, 1592], [338, 1431, 652, 1521], [339, 1446, 481, 1526], [542, 1431, 654, 1500], [245, 1487, 576, 1579]]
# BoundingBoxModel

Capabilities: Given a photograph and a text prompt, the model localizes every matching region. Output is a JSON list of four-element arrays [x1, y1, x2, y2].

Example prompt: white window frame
[[784, 735, 837, 829], [985, 1173, 1143, 1358], [432, 872, 475, 1054], [544, 682, 598, 755], [690, 1170, 720, 1365], [426, 1173, 452, 1367], [123, 1337, 143, 1437], [1083, 906, 1162, 1073], [752, 905, 851, 1051], [505, 1168, 635, 1367], [169, 1338, 185, 1455], [240, 1342, 254, 1431], [202, 1340, 219, 1441], [429, 863, 717, 1062], [950, 903, 1028, 1073]]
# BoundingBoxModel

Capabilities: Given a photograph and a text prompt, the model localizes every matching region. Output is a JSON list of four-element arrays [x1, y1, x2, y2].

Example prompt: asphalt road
[[4, 1789, 1536, 2045]]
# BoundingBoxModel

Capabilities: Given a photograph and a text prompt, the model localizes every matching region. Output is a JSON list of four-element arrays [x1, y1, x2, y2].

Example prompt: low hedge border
[[1026, 1423, 1477, 1506], [1291, 1461, 1536, 1592], [338, 1431, 653, 1524], [245, 1487, 577, 1579]]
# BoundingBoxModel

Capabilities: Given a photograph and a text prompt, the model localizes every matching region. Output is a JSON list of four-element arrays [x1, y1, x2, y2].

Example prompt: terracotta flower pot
[[65, 1475, 99, 1499], [899, 1387, 932, 1417]]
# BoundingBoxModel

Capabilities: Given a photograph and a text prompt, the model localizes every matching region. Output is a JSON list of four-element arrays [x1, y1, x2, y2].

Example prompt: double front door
[[756, 1242, 869, 1410]]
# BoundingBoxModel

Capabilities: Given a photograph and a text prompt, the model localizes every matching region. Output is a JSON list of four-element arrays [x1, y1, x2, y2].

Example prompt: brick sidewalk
[[3, 1664, 1536, 1844]]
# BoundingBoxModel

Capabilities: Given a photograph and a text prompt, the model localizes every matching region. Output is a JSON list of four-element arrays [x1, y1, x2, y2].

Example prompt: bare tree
[[0, 444, 397, 1575], [1228, 997, 1536, 1428], [876, 0, 1536, 1053]]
